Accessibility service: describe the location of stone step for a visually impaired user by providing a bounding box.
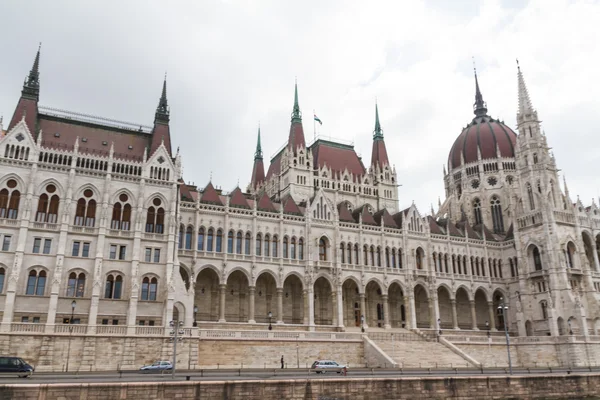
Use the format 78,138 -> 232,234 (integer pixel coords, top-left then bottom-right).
373,339 -> 473,368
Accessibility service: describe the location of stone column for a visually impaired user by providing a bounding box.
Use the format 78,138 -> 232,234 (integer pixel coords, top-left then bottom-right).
382,295 -> 391,329
359,293 -> 367,329
308,287 -> 315,330
488,302 -> 496,331
218,284 -> 226,322
592,240 -> 600,271
331,291 -> 337,326
303,290 -> 308,325
248,286 -> 256,323
336,286 -> 344,329
470,300 -> 477,330
408,294 -> 417,329
276,288 -> 283,324
451,299 -> 459,329
431,293 -> 440,330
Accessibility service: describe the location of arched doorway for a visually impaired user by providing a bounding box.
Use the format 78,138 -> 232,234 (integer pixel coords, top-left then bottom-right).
525,320 -> 533,336
388,282 -> 405,328
365,280 -> 383,328
455,287 -> 471,329
255,272 -> 277,323
567,316 -> 579,335
474,289 -> 488,330
195,267 -> 220,322
282,274 -> 304,324
172,302 -> 184,325
226,270 -> 249,322
437,286 -> 452,330
557,317 -> 566,336
414,284 -> 430,328
314,277 -> 333,325
342,279 -> 360,327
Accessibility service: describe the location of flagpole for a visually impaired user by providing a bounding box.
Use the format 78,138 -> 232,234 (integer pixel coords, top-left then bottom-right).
313,109 -> 316,141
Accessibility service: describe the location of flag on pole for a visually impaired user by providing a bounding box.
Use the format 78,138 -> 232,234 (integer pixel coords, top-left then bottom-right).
314,114 -> 322,125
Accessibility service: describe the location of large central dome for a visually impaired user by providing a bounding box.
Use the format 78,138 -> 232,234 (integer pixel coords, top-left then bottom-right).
448,71 -> 517,170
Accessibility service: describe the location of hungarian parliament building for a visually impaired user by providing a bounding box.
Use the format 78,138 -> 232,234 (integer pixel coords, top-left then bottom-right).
0,48 -> 599,338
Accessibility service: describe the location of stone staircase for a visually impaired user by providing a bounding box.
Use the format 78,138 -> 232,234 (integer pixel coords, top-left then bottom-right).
368,329 -> 476,368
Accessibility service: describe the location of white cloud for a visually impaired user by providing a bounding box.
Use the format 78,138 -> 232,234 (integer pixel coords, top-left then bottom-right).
0,0 -> 598,209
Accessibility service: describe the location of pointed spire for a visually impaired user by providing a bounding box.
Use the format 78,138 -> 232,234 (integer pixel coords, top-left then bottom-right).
517,59 -> 535,117
254,125 -> 263,160
291,80 -> 302,123
22,44 -> 41,100
155,73 -> 169,122
373,103 -> 383,140
473,63 -> 488,118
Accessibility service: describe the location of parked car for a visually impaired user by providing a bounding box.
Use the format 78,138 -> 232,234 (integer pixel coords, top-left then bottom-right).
0,356 -> 34,378
139,360 -> 173,373
310,360 -> 347,374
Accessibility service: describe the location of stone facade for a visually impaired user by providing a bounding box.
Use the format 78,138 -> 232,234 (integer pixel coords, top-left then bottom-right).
0,50 -> 599,354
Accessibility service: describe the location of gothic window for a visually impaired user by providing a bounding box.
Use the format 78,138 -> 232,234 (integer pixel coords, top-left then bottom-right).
452,255 -> 457,274
66,272 -> 86,297
376,246 -> 382,267
298,238 -> 304,260
178,225 -> 184,249
236,231 -> 243,254
370,246 -> 375,266
145,198 -> 165,233
206,228 -> 213,251
340,243 -> 345,264
36,185 -> 60,224
385,247 -> 390,268
0,179 -> 21,219
319,238 -> 327,261
391,248 -> 396,268
549,181 -> 556,207
141,277 -> 158,301
264,234 -> 270,256
527,184 -> 535,210
245,232 -> 251,255
490,196 -> 504,233
74,189 -> 96,227
111,193 -> 131,230
510,258 -> 515,277
272,235 -> 278,257
532,246 -> 543,271
0,268 -> 4,293
498,260 -> 503,278
216,229 -> 223,252
533,153 -> 538,164
26,270 -> 46,296
398,249 -> 403,268
566,242 -> 576,269
255,233 -> 262,256
473,198 -> 482,225
416,248 -> 423,270
105,274 -> 123,299
541,301 -> 548,320
198,227 -> 205,251
185,226 -> 193,250
227,231 -> 234,253
347,243 -> 352,264
283,236 -> 289,258
363,245 -> 369,265
354,244 -> 359,265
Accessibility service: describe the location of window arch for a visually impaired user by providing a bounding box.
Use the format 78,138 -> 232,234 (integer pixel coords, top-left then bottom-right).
370,246 -> 375,266
145,198 -> 165,233
283,236 -> 289,258
104,274 -> 123,299
264,234 -> 270,256
490,196 -> 504,233
0,179 -> 21,219
227,231 -> 234,254
527,183 -> 535,210
298,238 -> 304,260
473,198 -> 482,225
198,227 -> 205,251
340,243 -> 345,264
141,276 -> 158,301
416,248 -> 424,270
272,235 -> 278,257
256,233 -> 262,256
363,245 -> 369,265
178,225 -> 185,249
565,242 -> 577,269
26,270 -> 46,296
185,226 -> 193,250
290,237 -> 296,259
319,237 -> 327,261
354,244 -> 359,265
111,193 -> 132,230
36,184 -> 60,224
244,232 -> 251,255
236,231 -> 243,254
66,272 -> 86,297
0,267 -> 5,293
376,246 -> 381,267
347,243 -> 352,264
74,189 -> 96,227
532,246 -> 543,271
216,229 -> 223,252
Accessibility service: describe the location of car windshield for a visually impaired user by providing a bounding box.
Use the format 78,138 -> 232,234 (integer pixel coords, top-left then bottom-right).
152,362 -> 161,366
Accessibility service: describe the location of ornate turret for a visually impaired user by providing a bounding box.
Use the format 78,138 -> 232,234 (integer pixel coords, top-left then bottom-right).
473,67 -> 488,118
370,103 -> 390,170
516,60 -> 538,126
287,82 -> 306,154
250,126 -> 265,191
150,75 -> 172,156
9,45 -> 41,134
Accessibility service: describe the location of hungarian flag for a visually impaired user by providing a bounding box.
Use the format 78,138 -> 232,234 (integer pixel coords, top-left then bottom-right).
314,114 -> 322,125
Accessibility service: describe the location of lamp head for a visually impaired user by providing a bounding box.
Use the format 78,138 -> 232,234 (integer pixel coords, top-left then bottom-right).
194,305 -> 198,313
268,311 -> 272,318
71,300 -> 76,310
485,321 -> 489,327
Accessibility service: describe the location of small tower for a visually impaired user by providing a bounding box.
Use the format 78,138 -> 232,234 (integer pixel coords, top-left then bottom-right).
249,126 -> 266,193
369,103 -> 398,211
150,76 -> 173,157
9,45 -> 41,135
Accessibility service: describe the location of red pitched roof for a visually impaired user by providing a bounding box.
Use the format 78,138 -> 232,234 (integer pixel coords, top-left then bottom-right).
311,140 -> 366,179
392,211 -> 404,228
428,216 -> 445,234
200,182 -> 223,206
250,158 -> 265,190
447,221 -> 464,237
257,192 -> 277,212
150,122 -> 172,157
229,187 -> 250,209
504,223 -> 514,240
288,122 -> 305,154
337,202 -> 356,223
282,195 -> 302,215
353,205 -> 376,225
180,183 -> 197,202
38,115 -> 150,161
8,97 -> 38,135
371,139 -> 390,169
374,209 -> 397,228
266,152 -> 282,180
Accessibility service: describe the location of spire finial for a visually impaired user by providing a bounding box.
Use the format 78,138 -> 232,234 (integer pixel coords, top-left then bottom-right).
291,80 -> 302,123
254,125 -> 263,160
373,102 -> 383,139
517,60 -> 535,118
154,74 -> 170,123
472,58 -> 488,118
22,44 -> 41,100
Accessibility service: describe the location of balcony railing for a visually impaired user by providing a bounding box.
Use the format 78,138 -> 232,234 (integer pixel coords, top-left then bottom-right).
10,323 -> 45,333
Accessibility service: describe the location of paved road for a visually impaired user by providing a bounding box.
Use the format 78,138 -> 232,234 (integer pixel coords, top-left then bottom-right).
0,367 -> 598,384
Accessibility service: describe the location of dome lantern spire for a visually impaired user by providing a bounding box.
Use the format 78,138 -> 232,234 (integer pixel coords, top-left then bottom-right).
473,65 -> 488,118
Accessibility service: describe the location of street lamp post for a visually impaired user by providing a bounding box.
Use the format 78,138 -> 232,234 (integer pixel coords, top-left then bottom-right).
65,300 -> 76,372
486,320 -> 491,352
169,320 -> 184,379
268,311 -> 273,330
193,305 -> 198,327
437,318 -> 442,336
497,297 -> 512,375
360,314 -> 365,333
391,333 -> 395,360
296,335 -> 300,368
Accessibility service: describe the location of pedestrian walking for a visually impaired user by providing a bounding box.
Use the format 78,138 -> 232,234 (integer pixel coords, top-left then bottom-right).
281,355 -> 284,369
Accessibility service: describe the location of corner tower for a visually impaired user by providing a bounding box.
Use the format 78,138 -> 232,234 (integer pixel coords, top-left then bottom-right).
9,45 -> 41,135
150,76 -> 173,157
369,104 -> 398,211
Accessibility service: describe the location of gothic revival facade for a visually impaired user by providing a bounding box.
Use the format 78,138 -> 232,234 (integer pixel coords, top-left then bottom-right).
0,49 -> 599,338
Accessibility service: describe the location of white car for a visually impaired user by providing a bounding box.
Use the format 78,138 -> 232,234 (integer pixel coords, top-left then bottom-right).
139,360 -> 173,373
310,360 -> 347,374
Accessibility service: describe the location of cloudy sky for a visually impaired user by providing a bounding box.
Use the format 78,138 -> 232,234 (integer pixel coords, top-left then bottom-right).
1,0 -> 599,212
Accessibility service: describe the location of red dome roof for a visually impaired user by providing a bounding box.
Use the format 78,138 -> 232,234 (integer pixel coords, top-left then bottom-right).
448,115 -> 517,170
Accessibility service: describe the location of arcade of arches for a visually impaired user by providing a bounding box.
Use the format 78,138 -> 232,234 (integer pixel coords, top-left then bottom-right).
191,267 -> 506,330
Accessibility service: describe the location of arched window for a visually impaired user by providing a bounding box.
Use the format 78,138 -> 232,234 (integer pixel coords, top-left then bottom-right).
363,245 -> 369,265
66,272 -> 86,297
541,301 -> 548,319
491,196 -> 504,233
141,277 -> 158,301
272,235 -> 278,257
347,243 -> 352,264
416,248 -> 423,270
216,229 -> 223,252
473,198 -> 482,225
0,180 -> 21,220
290,237 -> 296,259
227,231 -> 234,254
198,227 -> 205,251
566,242 -> 576,269
0,268 -> 5,293
283,237 -> 289,258
74,189 -> 97,227
264,234 -> 270,257
370,246 -> 375,266
533,246 -> 543,271
256,233 -> 262,256
354,244 -> 359,265
26,270 -> 46,296
145,206 -> 156,232
104,274 -> 123,299
36,187 -> 60,224
111,193 -> 131,230
385,247 -> 390,268
391,248 -> 396,268
178,225 -> 184,249
527,184 -> 535,210
376,246 -> 381,267
236,231 -> 243,254
185,226 -> 193,250
145,198 -> 164,233
206,228 -> 213,251
533,153 -> 538,164
298,238 -> 304,260
319,238 -> 327,261
244,232 -> 251,255
340,243 -> 345,264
